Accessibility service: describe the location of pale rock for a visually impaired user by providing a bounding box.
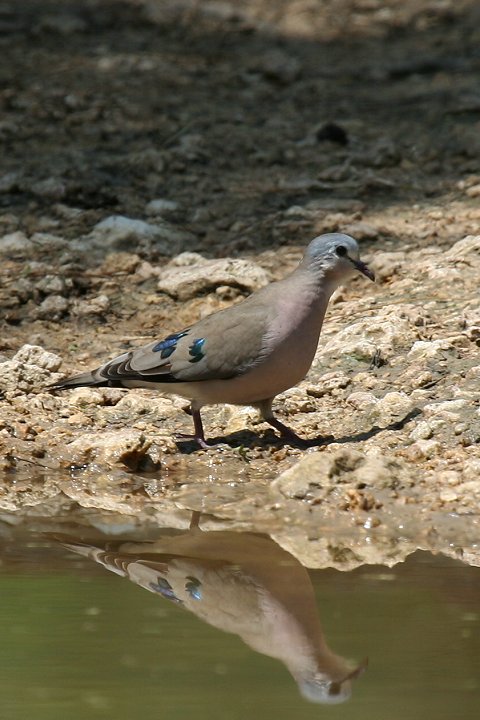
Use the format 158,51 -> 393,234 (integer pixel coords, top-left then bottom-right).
110,394 -> 179,418
350,372 -> 378,389
168,251 -> 208,267
423,399 -> 468,417
280,388 -> 316,413
372,391 -> 414,426
157,258 -> 270,301
36,294 -> 69,319
67,429 -> 153,470
438,471 -> 461,486
446,235 -> 480,261
410,370 -> 434,389
465,184 -> 480,198
0,359 -> 52,395
439,489 -> 459,503
323,337 -> 378,363
407,339 -> 455,361
342,221 -> 379,240
67,387 -> 106,407
466,366 -> 480,379
369,251 -> 405,281
13,344 -> 62,372
145,199 -> 179,216
306,371 -> 351,397
66,412 -> 93,426
84,215 -> 192,255
0,231 -> 33,253
99,252 -> 141,275
346,391 -> 378,410
409,421 -> 433,441
223,406 -> 258,435
406,440 -> 440,460
272,448 -> 413,500
284,204 -> 310,217
461,305 -> 480,343
463,459 -> 480,482
422,266 -> 462,282
13,277 -> 35,302
319,305 -> 415,363
71,294 -> 110,317
135,260 -> 159,280
27,392 -> 63,412
36,274 -> 68,295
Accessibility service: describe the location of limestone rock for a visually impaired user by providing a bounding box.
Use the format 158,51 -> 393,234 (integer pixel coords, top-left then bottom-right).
371,391 -> 414,426
145,198 -> 179,217
82,215 -> 192,256
346,391 -> 378,410
36,294 -> 69,320
407,339 -> 456,361
67,387 -> 107,407
0,231 -> 33,253
319,304 -> 417,363
13,344 -> 62,372
167,251 -> 208,267
369,251 -> 405,281
423,399 -> 468,418
67,429 -> 155,470
272,448 -> 413,502
446,235 -> 480,261
306,371 -> 351,398
409,421 -> 434,441
461,305 -> 480,343
0,345 -> 63,397
36,275 -> 68,296
157,257 -> 270,300
71,294 -> 110,317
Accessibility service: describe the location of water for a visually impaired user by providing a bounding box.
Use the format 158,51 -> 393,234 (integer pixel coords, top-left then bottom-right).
0,524 -> 478,720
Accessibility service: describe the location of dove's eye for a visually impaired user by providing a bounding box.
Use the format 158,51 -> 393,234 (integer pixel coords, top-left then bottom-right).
335,245 -> 347,257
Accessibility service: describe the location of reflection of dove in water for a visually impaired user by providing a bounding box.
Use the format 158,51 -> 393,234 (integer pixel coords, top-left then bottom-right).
56,529 -> 367,704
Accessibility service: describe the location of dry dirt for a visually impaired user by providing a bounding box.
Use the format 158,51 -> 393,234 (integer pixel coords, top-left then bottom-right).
0,0 -> 479,568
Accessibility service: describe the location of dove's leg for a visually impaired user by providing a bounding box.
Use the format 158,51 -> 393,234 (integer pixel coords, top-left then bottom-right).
256,398 -> 308,446
175,403 -> 211,449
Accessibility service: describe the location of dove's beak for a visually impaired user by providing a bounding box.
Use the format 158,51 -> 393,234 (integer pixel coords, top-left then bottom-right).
351,257 -> 375,282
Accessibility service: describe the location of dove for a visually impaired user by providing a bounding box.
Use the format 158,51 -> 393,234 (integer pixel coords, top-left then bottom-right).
50,233 -> 374,448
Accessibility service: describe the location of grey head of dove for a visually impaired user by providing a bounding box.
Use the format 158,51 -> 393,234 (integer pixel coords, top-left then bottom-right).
50,233 -> 374,448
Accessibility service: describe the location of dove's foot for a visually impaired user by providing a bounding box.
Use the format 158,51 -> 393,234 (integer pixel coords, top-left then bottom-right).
263,417 -> 311,448
174,432 -> 211,449
175,407 -> 211,449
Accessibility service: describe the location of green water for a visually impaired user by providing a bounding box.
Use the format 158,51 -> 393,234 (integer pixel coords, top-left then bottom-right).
0,529 -> 478,720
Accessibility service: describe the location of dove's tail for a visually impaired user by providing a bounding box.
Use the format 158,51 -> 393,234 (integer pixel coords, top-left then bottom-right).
50,369 -> 108,390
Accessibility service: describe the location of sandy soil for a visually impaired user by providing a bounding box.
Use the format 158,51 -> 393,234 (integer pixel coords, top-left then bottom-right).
0,0 -> 479,566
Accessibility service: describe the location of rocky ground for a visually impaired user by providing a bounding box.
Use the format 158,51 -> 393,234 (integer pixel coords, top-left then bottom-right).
0,0 -> 479,567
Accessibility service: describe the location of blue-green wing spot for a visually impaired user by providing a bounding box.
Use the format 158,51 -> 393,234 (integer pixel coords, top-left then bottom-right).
189,338 -> 205,364
149,577 -> 183,604
185,576 -> 202,601
152,331 -> 189,359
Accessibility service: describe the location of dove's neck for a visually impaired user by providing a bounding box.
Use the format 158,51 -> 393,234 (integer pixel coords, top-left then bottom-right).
263,267 -> 335,353
283,264 -> 339,312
